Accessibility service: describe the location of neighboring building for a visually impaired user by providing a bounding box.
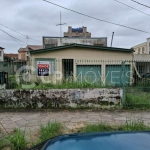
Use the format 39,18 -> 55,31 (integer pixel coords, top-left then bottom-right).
132,42 -> 147,54
64,26 -> 91,37
4,54 -> 18,61
43,37 -> 107,49
132,38 -> 150,76
0,48 -> 15,75
147,38 -> 150,54
18,45 -> 43,61
132,37 -> 150,55
4,54 -> 18,73
30,44 -> 134,86
43,26 -> 107,49
0,47 -> 4,62
15,45 -> 43,73
18,48 -> 28,61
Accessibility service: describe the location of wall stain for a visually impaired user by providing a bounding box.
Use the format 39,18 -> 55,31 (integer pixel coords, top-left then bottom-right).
0,88 -> 122,109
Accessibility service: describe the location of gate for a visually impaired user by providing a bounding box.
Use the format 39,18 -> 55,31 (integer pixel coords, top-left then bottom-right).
123,60 -> 150,109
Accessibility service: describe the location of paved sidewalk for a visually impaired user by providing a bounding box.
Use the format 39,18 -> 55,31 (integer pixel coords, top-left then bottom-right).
0,110 -> 150,134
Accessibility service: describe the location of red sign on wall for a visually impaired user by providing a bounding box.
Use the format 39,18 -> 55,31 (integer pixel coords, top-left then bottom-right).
37,61 -> 50,76
38,64 -> 50,69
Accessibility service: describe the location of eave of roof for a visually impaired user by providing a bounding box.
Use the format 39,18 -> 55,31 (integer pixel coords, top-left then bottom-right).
43,36 -> 107,39
4,54 -> 18,58
18,48 -> 28,52
30,43 -> 134,54
27,45 -> 43,50
132,42 -> 147,48
0,47 -> 5,49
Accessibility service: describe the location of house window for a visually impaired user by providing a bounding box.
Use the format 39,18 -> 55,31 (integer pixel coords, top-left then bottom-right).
138,48 -> 140,54
0,51 -> 1,57
142,47 -> 145,54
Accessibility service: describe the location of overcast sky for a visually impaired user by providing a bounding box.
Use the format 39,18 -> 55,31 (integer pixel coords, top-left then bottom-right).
0,0 -> 150,53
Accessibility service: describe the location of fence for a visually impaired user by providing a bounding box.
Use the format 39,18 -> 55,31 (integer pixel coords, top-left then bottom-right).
0,59 -> 150,108
0,59 -> 132,88
124,60 -> 150,108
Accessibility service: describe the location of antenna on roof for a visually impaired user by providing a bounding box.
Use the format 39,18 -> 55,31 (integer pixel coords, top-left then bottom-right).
56,11 -> 66,40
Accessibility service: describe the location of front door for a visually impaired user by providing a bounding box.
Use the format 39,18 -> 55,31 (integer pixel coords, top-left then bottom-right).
62,59 -> 74,80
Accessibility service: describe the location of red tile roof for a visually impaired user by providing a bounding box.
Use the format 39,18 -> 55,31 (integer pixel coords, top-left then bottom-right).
4,53 -> 18,58
18,45 -> 43,52
27,45 -> 43,50
18,47 -> 28,52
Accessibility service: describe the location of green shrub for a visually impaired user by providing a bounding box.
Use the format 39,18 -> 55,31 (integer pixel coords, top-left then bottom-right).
8,128 -> 26,150
7,76 -> 18,89
39,122 -> 63,142
137,79 -> 150,92
125,93 -> 150,109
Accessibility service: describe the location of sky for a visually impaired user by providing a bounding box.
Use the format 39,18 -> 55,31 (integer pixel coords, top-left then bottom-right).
0,0 -> 150,53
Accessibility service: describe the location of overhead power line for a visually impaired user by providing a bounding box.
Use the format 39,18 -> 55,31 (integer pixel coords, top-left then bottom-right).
130,0 -> 150,9
114,0 -> 150,17
0,28 -> 27,45
0,23 -> 41,42
0,23 -> 26,36
43,0 -> 150,35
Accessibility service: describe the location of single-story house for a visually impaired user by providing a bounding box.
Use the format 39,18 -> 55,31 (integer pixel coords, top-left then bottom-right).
29,44 -> 134,86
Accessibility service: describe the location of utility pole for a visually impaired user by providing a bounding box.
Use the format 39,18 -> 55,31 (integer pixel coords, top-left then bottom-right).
111,32 -> 114,47
56,11 -> 66,43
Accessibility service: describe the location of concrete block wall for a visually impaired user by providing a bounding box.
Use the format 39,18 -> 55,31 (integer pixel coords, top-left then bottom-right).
0,88 -> 122,109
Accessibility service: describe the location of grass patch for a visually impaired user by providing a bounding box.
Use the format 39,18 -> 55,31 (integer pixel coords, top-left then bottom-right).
124,93 -> 150,109
9,76 -> 112,89
0,137 -> 10,150
39,122 -> 63,142
27,81 -> 111,90
8,128 -> 27,150
118,120 -> 150,131
81,120 -> 150,133
2,120 -> 150,149
82,123 -> 114,133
